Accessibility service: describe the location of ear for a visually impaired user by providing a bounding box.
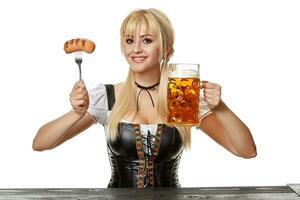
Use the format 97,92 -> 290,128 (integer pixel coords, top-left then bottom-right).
165,46 -> 173,58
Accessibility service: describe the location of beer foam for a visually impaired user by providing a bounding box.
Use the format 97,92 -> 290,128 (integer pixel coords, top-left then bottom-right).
169,69 -> 199,78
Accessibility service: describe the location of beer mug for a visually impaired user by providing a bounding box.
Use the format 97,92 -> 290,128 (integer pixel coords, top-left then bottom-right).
167,63 -> 200,125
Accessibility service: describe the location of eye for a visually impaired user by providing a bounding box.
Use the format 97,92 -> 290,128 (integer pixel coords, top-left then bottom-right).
125,38 -> 134,44
143,38 -> 152,44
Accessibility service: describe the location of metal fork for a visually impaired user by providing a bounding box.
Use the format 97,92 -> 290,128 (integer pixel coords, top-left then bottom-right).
75,51 -> 83,81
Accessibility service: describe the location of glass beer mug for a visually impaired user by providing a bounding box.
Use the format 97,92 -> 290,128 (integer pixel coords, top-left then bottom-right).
167,63 -> 200,125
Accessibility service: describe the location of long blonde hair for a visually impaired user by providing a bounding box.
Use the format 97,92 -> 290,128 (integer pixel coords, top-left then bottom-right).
107,8 -> 191,149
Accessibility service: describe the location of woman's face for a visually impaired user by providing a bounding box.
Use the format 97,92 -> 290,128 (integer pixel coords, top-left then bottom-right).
123,22 -> 161,74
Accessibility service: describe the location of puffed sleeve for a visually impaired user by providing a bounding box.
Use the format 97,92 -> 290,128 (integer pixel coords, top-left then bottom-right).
87,83 -> 109,125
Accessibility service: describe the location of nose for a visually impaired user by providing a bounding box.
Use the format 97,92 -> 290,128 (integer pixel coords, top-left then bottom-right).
133,40 -> 143,53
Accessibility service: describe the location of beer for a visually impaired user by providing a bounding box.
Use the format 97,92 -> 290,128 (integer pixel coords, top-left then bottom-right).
167,64 -> 200,125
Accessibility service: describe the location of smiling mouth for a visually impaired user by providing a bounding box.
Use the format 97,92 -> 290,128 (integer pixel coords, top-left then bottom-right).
132,56 -> 147,63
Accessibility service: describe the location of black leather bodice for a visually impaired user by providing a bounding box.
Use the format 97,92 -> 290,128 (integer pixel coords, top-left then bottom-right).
106,122 -> 183,188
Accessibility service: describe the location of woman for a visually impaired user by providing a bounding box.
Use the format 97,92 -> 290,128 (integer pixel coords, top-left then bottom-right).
33,8 -> 256,188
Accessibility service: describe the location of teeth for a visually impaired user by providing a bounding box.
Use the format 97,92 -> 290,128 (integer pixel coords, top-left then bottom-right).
132,57 -> 146,63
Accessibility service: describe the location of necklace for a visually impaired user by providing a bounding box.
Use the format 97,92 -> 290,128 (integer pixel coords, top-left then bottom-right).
135,81 -> 160,111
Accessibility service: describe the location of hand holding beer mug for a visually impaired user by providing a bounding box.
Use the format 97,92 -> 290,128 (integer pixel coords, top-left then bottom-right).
167,63 -> 200,125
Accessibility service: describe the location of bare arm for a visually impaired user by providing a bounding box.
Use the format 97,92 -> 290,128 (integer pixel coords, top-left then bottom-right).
200,101 -> 256,158
199,81 -> 256,158
33,80 -> 93,151
32,110 -> 95,151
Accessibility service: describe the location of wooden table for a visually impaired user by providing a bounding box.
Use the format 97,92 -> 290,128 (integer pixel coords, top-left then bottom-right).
0,184 -> 299,200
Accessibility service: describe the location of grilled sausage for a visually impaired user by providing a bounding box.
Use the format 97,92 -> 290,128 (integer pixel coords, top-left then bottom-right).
64,38 -> 95,54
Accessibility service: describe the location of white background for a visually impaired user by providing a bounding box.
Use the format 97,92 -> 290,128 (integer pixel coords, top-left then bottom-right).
0,0 -> 300,188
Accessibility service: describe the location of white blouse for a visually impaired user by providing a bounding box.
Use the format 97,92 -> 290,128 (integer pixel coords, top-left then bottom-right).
87,83 -> 212,125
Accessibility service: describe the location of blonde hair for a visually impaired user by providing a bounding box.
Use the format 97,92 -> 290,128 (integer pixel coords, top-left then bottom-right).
107,8 -> 191,149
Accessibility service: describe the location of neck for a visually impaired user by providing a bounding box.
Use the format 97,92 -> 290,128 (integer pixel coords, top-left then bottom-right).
134,65 -> 161,87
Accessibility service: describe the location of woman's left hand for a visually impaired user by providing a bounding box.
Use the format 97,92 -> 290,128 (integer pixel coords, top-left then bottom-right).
201,81 -> 222,109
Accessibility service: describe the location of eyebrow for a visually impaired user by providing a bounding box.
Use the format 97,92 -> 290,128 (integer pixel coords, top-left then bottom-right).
125,34 -> 154,38
141,34 -> 154,37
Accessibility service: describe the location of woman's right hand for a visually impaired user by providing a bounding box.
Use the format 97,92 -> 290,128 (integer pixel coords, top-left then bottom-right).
69,80 -> 89,116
